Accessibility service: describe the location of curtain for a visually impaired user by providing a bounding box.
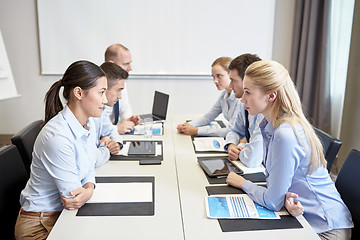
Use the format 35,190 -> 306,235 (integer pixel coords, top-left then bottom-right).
290,0 -> 332,131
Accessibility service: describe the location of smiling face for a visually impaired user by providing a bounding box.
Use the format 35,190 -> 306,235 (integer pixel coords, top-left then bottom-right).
211,64 -> 231,90
105,78 -> 125,107
81,76 -> 108,118
241,76 -> 274,117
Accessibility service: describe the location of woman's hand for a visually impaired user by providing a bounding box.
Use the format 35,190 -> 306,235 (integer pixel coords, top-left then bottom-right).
106,141 -> 121,154
285,192 -> 304,217
61,183 -> 94,210
226,172 -> 246,189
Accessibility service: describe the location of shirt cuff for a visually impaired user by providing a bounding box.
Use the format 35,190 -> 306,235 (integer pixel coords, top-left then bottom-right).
238,142 -> 246,148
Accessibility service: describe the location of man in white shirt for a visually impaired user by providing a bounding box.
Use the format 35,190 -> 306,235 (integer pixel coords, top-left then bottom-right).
104,44 -> 140,134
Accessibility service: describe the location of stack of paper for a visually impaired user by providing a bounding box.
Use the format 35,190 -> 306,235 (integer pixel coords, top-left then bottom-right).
206,194 -> 280,219
193,137 -> 226,152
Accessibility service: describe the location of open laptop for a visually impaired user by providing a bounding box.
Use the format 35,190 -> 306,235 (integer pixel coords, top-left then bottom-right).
140,91 -> 169,122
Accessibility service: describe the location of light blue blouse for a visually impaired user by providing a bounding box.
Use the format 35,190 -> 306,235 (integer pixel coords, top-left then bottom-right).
20,105 -> 99,212
189,90 -> 240,137
242,119 -> 353,233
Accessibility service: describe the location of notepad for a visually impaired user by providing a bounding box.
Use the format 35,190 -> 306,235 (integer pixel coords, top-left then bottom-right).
88,182 -> 153,203
206,194 -> 280,219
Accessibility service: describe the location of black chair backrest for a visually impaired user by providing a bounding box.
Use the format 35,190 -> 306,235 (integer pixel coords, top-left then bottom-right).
11,120 -> 43,176
0,145 -> 28,240
335,149 -> 360,239
314,127 -> 342,172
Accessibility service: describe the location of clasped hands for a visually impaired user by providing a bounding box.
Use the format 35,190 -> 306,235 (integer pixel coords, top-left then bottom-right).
99,136 -> 121,154
177,123 -> 198,136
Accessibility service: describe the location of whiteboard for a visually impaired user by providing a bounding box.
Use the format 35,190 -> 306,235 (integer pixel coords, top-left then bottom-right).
37,0 -> 275,76
0,30 -> 19,100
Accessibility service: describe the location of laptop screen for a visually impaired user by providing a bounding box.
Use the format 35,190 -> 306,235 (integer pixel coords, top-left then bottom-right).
152,91 -> 169,120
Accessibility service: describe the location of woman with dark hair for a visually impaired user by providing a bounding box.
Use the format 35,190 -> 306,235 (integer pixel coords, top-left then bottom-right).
15,60 -> 108,239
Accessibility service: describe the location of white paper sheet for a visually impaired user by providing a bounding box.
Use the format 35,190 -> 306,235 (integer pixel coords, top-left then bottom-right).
116,142 -> 131,156
88,182 -> 153,203
193,137 -> 226,152
231,160 -> 265,174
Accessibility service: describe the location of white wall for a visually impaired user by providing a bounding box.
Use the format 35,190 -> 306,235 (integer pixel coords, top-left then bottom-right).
0,0 -> 295,134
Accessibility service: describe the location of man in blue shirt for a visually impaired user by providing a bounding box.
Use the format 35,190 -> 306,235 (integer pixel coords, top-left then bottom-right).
224,54 -> 263,168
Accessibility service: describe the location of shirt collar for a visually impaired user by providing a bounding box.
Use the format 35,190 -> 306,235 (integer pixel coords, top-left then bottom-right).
260,118 -> 275,138
229,90 -> 236,100
62,105 -> 89,139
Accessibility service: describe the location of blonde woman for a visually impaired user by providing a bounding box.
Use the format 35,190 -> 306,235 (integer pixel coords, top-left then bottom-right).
226,60 -> 353,239
177,57 -> 240,137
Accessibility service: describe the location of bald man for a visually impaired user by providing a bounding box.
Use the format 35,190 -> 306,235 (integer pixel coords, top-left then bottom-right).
104,44 -> 140,134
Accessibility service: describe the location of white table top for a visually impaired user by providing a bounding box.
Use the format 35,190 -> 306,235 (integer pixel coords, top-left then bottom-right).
48,115 -> 319,240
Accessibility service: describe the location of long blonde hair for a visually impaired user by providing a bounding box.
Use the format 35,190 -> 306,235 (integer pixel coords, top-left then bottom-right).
245,60 -> 326,174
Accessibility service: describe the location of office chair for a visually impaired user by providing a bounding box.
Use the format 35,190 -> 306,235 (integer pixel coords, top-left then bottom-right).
11,120 -> 43,176
314,127 -> 342,172
335,149 -> 360,239
0,145 -> 28,240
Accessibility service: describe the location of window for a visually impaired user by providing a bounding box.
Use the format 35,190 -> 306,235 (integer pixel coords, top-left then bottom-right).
330,0 -> 355,137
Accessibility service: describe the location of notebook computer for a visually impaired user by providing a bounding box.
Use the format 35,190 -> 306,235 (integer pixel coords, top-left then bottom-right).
140,91 -> 169,122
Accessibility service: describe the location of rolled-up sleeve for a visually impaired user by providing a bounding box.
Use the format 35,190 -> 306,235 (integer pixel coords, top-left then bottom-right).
40,135 -> 84,198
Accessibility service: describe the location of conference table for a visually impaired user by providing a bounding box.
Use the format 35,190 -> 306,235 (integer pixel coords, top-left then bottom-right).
47,115 -> 319,240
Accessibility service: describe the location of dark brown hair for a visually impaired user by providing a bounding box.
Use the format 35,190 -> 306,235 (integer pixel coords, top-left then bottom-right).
100,62 -> 129,89
228,54 -> 262,79
43,60 -> 105,125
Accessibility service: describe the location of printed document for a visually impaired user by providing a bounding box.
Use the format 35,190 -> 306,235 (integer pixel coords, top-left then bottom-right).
206,194 -> 280,219
193,137 -> 226,152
